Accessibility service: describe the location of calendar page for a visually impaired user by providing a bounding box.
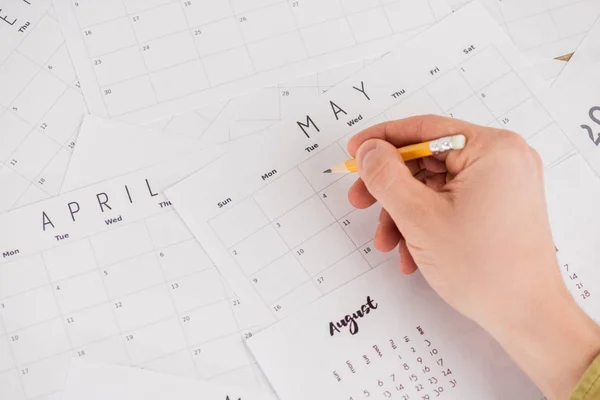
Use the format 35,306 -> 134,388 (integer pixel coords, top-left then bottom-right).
196,58 -> 381,144
247,151 -> 600,400
556,16 -> 600,73
53,0 -> 451,124
60,116 -> 219,193
146,100 -> 229,140
0,0 -> 86,212
246,148 -> 600,400
248,261 -> 542,399
166,2 -> 588,322
0,144 -> 276,400
446,0 -> 600,60
62,359 -> 266,400
549,18 -> 600,181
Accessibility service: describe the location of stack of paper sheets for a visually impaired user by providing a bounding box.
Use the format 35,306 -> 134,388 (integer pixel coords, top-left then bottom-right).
1,1 -> 600,399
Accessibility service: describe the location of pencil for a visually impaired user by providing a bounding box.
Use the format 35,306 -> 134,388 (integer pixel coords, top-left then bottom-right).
323,134 -> 466,174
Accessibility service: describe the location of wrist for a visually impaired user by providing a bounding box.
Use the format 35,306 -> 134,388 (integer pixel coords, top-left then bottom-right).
488,280 -> 600,399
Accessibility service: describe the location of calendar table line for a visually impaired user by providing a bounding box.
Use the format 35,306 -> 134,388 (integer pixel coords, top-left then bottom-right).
0,269 -> 235,339
518,30 -> 588,53
0,6 -> 54,70
1,318 -> 255,396
268,261 -> 378,307
82,15 -> 433,66
75,0 -> 295,31
522,122 -> 557,142
548,151 -> 580,171
494,0 -> 593,25
56,0 -> 450,121
3,104 -> 80,152
76,0 -> 420,35
0,201 -> 177,263
119,0 -> 162,107
206,143 -> 353,230
4,164 -> 54,199
94,57 -> 203,91
13,48 -> 79,89
7,137 -> 78,210
239,219 -> 376,279
88,29 -> 389,108
0,294 -> 242,369
0,236 -> 217,307
73,0 -> 183,30
294,155 -> 377,276
175,1 -> 211,95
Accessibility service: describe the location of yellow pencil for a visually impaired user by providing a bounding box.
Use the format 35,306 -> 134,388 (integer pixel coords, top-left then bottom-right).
323,134 -> 466,174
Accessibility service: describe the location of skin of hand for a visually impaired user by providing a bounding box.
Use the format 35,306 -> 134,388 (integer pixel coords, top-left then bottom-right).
348,115 -> 600,400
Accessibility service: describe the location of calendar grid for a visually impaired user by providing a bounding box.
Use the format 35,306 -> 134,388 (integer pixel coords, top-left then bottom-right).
58,0 -> 448,119
283,2 -> 311,59
336,2 -> 359,47
250,195 -> 325,296
2,291 -> 248,381
494,47 -> 583,163
0,261 -> 232,338
13,49 -> 76,89
119,0 -> 160,108
143,218 -> 221,378
175,2 -> 212,89
207,138 -> 395,315
378,0 -> 396,33
93,15 -> 435,119
493,0 -> 600,53
226,0 -> 257,75
0,6 -> 85,212
0,314 -> 27,395
86,235 -> 144,366
295,150 -> 375,267
0,188 -> 270,399
199,44 -> 577,322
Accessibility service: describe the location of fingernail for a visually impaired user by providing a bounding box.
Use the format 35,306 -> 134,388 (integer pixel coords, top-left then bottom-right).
358,140 -> 380,172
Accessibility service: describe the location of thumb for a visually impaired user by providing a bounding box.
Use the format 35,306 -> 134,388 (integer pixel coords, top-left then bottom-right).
356,139 -> 442,232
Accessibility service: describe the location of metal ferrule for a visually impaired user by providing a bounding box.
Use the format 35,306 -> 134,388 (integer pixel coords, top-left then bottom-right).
429,136 -> 455,155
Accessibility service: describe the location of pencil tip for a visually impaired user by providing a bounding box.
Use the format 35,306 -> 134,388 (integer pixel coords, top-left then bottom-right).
323,169 -> 332,174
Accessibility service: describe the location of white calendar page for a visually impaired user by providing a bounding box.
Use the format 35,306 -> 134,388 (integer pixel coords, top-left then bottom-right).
556,16 -> 600,73
494,0 -> 600,61
146,100 -> 229,140
63,359 -> 266,400
53,0 -> 451,124
166,2 -> 586,322
548,18 -> 600,181
60,116 -> 217,193
0,0 -> 87,212
0,145 -> 276,400
247,148 -> 600,400
196,59 -> 381,144
446,0 -> 600,60
248,261 -> 542,399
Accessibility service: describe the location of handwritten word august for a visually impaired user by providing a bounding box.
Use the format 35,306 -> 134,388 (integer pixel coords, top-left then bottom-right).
329,296 -> 378,337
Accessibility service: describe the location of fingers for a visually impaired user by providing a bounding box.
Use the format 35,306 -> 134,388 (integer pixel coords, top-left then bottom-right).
414,170 -> 447,191
349,159 -> 425,209
348,115 -> 503,177
348,115 -> 480,157
398,238 -> 418,275
356,138 -> 443,233
374,209 -> 402,252
348,178 -> 376,209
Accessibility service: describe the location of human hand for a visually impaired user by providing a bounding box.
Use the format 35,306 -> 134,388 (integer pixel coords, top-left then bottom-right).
348,115 -> 600,399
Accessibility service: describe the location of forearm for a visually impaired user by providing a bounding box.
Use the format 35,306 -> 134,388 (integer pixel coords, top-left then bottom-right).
488,286 -> 600,399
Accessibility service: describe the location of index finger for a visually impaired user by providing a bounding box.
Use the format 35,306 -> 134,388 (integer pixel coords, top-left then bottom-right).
347,115 -> 480,157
